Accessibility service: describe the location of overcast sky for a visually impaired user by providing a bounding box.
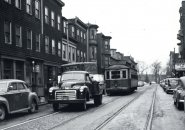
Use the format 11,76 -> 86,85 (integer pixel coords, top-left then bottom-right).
62,0 -> 181,72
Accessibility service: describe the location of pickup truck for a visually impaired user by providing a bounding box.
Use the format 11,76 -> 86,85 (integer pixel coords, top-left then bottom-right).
48,71 -> 104,111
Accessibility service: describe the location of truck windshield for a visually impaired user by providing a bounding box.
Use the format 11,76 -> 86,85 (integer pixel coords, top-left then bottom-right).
61,73 -> 85,81
0,83 -> 7,92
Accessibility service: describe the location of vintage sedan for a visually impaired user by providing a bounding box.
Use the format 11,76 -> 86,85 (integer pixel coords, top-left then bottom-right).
0,79 -> 39,121
165,78 -> 180,94
173,77 -> 185,110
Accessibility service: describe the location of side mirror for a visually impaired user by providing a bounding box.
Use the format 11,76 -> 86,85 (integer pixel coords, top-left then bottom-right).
7,86 -> 14,91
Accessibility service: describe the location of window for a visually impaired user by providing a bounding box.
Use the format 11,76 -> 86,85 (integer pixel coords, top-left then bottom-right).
84,53 -> 86,62
57,16 -> 61,30
90,30 -> 96,39
72,48 -> 76,62
45,7 -> 49,24
77,29 -> 79,40
77,50 -> 80,62
111,71 -> 121,79
90,46 -> 97,59
27,29 -> 32,49
45,36 -> 49,53
122,70 -> 127,78
35,0 -> 40,19
36,34 -> 40,52
51,11 -> 55,27
81,51 -> 83,61
81,31 -> 83,42
84,33 -> 86,43
62,43 -> 67,60
4,21 -> 12,44
63,21 -> 67,34
106,71 -> 110,79
72,26 -> 75,37
15,25 -> 22,47
17,83 -> 25,90
105,41 -> 109,49
26,0 -> 32,14
68,46 -> 71,62
4,0 -> 11,4
58,41 -> 61,57
15,0 -> 21,9
52,39 -> 55,55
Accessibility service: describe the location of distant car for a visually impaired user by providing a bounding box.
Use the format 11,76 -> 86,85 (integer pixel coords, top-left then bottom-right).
0,79 -> 39,121
173,77 -> 185,110
138,81 -> 144,87
160,80 -> 165,88
165,78 -> 180,94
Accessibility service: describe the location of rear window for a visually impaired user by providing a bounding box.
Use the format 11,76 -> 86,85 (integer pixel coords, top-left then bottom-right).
0,83 -> 7,92
170,80 -> 179,86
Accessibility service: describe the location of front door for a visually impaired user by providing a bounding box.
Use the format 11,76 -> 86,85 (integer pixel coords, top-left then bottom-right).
5,82 -> 21,112
17,82 -> 29,109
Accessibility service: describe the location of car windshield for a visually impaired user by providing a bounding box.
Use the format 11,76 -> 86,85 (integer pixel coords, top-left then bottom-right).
0,83 -> 7,92
61,73 -> 85,81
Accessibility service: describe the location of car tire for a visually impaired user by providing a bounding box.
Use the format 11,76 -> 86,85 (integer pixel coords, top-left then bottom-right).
176,100 -> 183,110
0,106 -> 6,121
174,99 -> 177,105
52,103 -> 59,112
28,100 -> 37,113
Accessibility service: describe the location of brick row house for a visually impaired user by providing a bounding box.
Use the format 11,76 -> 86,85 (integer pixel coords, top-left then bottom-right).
0,0 -> 65,99
62,17 -> 88,64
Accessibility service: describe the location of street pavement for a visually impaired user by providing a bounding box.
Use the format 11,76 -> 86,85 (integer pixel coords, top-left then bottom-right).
0,84 -> 185,130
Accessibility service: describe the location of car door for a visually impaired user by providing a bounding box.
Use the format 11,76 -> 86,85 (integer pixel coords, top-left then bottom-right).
5,82 -> 21,112
17,82 -> 29,109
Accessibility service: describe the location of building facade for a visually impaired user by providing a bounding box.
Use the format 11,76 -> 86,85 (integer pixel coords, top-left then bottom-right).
96,33 -> 112,74
0,0 -> 64,99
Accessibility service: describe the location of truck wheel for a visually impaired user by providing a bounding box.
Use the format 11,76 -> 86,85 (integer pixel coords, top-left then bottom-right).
53,103 -> 59,112
0,106 -> 6,121
28,100 -> 37,113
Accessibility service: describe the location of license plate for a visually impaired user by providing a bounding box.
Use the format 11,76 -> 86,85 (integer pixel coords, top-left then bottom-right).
62,96 -> 69,100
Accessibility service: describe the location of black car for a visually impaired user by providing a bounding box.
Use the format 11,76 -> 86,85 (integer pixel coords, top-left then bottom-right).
173,77 -> 185,110
0,79 -> 39,121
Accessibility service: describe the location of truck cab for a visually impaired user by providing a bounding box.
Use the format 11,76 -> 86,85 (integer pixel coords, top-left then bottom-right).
48,71 -> 103,111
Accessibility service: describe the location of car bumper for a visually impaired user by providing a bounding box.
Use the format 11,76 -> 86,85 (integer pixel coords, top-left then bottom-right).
48,99 -> 86,104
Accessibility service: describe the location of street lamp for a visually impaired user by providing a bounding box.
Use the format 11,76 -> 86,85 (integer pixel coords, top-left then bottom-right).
32,61 -> 36,91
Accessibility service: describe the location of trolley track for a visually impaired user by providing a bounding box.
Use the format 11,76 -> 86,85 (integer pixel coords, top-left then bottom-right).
94,85 -> 157,130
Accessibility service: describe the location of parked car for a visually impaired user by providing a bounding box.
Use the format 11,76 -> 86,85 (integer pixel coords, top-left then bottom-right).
0,79 -> 39,121
160,80 -> 165,88
165,78 -> 180,94
138,81 -> 144,87
173,77 -> 185,110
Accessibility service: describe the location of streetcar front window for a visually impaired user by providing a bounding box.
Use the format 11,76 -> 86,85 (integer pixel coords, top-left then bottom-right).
122,70 -> 126,78
111,71 -> 121,79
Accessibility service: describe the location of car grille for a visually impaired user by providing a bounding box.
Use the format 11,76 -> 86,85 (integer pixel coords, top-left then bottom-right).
55,90 -> 76,100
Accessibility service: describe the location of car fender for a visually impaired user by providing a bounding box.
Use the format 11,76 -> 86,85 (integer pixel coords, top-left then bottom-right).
0,96 -> 10,113
28,92 -> 39,107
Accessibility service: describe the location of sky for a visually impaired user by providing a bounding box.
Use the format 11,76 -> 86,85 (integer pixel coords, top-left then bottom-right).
62,0 -> 181,72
